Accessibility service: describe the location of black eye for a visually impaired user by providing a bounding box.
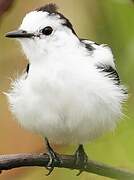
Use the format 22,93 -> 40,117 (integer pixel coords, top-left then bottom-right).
42,26 -> 53,35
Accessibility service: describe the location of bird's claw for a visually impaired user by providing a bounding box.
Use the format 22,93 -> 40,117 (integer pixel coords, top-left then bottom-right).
74,144 -> 88,176
44,137 -> 61,176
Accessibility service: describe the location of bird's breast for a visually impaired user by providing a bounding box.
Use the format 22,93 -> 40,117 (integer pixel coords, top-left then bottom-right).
7,60 -> 125,144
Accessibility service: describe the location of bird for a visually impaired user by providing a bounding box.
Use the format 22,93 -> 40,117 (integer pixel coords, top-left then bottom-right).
5,3 -> 127,175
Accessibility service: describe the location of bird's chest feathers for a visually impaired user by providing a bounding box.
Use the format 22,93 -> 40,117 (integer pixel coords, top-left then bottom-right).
18,60 -> 89,112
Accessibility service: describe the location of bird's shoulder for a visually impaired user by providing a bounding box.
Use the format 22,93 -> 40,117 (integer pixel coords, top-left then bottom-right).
80,39 -> 120,85
80,39 -> 115,69
80,39 -> 114,64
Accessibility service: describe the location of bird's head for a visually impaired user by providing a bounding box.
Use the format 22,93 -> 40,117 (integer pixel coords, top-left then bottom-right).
6,4 -> 79,62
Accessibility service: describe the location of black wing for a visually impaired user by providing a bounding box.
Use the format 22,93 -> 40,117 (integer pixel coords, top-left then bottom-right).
26,64 -> 30,74
80,39 -> 96,51
97,64 -> 120,85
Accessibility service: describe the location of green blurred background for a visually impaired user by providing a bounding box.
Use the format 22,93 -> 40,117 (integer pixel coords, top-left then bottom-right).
0,0 -> 134,179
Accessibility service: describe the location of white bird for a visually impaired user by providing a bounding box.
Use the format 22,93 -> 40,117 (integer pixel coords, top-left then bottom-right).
6,3 -> 127,175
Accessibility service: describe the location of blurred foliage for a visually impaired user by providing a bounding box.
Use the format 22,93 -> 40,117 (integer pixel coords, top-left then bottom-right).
0,0 -> 14,16
0,0 -> 134,179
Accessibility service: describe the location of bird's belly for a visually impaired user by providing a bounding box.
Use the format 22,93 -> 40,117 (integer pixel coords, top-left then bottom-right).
7,69 -> 123,145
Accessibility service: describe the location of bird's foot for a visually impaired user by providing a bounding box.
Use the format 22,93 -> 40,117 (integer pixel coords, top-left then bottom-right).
44,137 -> 61,176
74,144 -> 88,176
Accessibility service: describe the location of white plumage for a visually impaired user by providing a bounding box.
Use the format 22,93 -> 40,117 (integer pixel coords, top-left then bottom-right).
6,5 -> 127,145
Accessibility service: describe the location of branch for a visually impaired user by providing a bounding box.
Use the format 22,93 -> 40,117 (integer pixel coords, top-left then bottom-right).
0,153 -> 134,179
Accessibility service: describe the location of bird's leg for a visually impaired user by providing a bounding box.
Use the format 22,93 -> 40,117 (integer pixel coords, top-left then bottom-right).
44,137 -> 61,176
74,144 -> 88,176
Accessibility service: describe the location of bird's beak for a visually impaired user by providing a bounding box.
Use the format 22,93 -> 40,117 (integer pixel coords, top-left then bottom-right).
5,30 -> 35,38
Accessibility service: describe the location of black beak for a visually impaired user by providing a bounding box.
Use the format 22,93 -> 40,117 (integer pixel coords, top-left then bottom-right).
5,30 -> 35,38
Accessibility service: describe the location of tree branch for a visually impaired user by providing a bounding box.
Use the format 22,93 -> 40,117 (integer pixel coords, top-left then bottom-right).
0,153 -> 134,179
